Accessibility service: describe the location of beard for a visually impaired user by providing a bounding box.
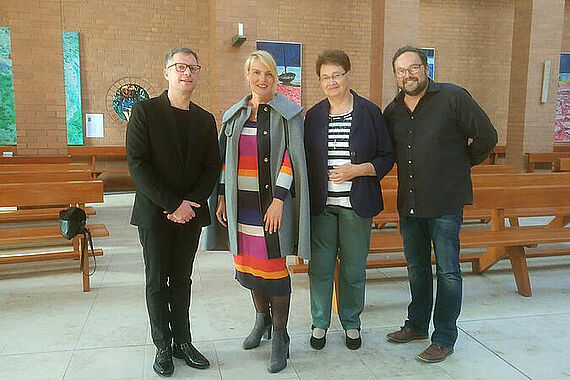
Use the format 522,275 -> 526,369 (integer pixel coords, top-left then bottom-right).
400,76 -> 428,96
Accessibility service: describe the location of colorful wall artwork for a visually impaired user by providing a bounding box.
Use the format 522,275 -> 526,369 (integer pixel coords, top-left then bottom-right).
256,41 -> 302,105
63,31 -> 83,145
555,53 -> 570,143
112,83 -> 149,121
0,26 -> 16,145
423,48 -> 435,79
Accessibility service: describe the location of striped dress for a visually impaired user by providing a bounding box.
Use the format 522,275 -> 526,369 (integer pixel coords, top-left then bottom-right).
221,120 -> 293,296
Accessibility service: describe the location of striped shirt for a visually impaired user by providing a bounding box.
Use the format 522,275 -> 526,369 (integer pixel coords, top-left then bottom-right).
326,110 -> 353,208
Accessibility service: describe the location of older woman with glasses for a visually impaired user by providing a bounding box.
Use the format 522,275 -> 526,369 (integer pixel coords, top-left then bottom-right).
206,50 -> 310,373
304,50 -> 394,350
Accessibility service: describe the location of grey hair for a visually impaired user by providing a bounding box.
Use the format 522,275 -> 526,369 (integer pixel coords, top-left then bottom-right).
164,46 -> 199,68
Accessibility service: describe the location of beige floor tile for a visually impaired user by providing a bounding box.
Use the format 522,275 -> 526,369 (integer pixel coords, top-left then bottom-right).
0,351 -> 72,380
63,345 -> 145,380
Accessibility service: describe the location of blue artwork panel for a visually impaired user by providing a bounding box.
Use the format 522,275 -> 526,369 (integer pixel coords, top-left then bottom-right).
256,41 -> 302,105
0,26 -> 16,145
423,48 -> 435,79
63,31 -> 83,145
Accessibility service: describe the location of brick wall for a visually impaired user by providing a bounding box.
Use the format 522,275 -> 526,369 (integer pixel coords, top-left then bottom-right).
61,0 -> 212,145
563,0 -> 570,51
3,0 -> 68,155
2,0 -> 569,153
419,0 -> 515,145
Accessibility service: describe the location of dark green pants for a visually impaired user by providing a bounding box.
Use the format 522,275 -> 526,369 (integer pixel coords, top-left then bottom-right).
309,205 -> 372,330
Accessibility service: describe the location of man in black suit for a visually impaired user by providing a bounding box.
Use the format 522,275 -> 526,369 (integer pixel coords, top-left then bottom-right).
126,46 -> 221,377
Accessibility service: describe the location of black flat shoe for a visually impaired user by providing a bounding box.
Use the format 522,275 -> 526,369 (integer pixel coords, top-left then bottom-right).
310,325 -> 327,350
345,328 -> 362,350
153,347 -> 174,377
172,342 -> 210,369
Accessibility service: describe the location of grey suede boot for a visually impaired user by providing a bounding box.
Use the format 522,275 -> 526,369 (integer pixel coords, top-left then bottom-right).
267,328 -> 290,373
242,312 -> 272,350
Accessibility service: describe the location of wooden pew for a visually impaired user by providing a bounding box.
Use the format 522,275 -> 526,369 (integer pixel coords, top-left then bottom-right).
290,179 -> 570,298
488,145 -> 506,165
67,146 -> 128,178
0,163 -> 90,173
0,155 -> 71,164
0,181 -> 109,291
553,143 -> 570,152
553,157 -> 570,172
0,171 -> 96,223
0,170 -> 93,183
525,152 -> 570,172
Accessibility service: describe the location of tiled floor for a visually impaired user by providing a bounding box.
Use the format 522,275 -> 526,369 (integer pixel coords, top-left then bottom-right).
1,193 -> 569,379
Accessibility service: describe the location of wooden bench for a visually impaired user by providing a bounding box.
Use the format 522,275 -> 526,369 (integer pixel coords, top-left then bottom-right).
0,170 -> 96,223
525,152 -> 570,172
0,170 -> 93,183
553,157 -> 570,172
0,155 -> 71,164
553,143 -> 570,152
290,180 -> 570,298
0,181 -> 109,291
0,163 -> 90,173
68,146 -> 128,179
488,145 -> 506,165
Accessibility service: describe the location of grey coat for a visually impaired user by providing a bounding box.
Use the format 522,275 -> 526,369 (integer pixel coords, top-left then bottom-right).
202,93 -> 311,260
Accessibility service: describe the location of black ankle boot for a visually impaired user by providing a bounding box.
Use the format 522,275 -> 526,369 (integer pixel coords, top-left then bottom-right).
268,328 -> 290,373
242,312 -> 272,350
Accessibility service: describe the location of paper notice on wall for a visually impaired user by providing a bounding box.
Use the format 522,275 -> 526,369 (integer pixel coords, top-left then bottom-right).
85,113 -> 104,138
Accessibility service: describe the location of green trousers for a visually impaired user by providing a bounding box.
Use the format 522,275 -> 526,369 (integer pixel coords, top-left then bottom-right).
308,205 -> 372,330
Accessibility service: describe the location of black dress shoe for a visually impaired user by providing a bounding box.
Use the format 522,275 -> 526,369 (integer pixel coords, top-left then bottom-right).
310,325 -> 327,350
172,342 -> 210,369
345,328 -> 362,350
153,347 -> 174,377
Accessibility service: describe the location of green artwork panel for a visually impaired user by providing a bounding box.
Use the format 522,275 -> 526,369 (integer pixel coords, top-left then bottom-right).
63,31 -> 83,145
0,26 -> 16,145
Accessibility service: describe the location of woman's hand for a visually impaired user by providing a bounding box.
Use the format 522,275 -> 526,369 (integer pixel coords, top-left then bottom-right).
263,198 -> 284,234
329,163 -> 357,183
216,195 -> 227,227
329,162 -> 376,183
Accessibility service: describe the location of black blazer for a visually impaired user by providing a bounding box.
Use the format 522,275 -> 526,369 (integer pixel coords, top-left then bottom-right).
304,90 -> 395,218
126,91 -> 221,229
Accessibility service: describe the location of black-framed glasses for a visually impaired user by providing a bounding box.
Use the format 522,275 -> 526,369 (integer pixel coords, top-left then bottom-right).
320,72 -> 347,83
394,64 -> 423,78
167,63 -> 202,74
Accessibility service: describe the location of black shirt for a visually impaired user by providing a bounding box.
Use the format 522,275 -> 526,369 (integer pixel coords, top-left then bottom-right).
383,80 -> 497,218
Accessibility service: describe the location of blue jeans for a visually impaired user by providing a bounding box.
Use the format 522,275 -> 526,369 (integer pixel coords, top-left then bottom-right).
399,208 -> 463,349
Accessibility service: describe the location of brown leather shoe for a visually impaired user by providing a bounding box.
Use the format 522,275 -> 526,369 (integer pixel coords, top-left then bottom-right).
417,343 -> 454,363
386,326 -> 428,343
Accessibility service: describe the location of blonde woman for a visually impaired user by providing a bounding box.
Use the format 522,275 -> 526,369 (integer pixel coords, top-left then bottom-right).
211,50 -> 310,373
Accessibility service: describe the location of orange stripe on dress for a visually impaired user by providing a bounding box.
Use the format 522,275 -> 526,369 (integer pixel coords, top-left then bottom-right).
234,264 -> 290,279
234,254 -> 287,272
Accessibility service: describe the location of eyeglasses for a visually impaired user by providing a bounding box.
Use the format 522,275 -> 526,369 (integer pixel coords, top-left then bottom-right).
320,72 -> 347,83
167,63 -> 202,74
394,64 -> 423,77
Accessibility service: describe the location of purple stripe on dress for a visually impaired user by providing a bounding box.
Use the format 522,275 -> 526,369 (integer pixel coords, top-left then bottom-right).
238,232 -> 267,260
239,134 -> 258,157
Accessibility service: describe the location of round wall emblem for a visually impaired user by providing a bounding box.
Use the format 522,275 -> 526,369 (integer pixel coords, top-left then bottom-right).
106,78 -> 157,123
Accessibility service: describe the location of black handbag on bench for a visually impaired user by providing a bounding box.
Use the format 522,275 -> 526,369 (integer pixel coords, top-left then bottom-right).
59,207 -> 96,275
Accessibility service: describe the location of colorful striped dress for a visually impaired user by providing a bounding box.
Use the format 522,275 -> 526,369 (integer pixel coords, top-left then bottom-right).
221,120 -> 293,296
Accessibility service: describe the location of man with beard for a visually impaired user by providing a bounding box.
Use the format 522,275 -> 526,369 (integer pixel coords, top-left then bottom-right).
383,46 -> 497,363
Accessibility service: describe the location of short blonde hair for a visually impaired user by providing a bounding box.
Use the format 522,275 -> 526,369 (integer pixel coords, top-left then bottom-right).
244,50 -> 279,94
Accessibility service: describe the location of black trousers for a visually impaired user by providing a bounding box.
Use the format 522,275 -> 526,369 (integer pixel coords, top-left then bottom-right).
138,222 -> 201,349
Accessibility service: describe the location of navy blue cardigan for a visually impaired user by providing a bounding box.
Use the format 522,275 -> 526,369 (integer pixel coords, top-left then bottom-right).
304,90 -> 395,218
